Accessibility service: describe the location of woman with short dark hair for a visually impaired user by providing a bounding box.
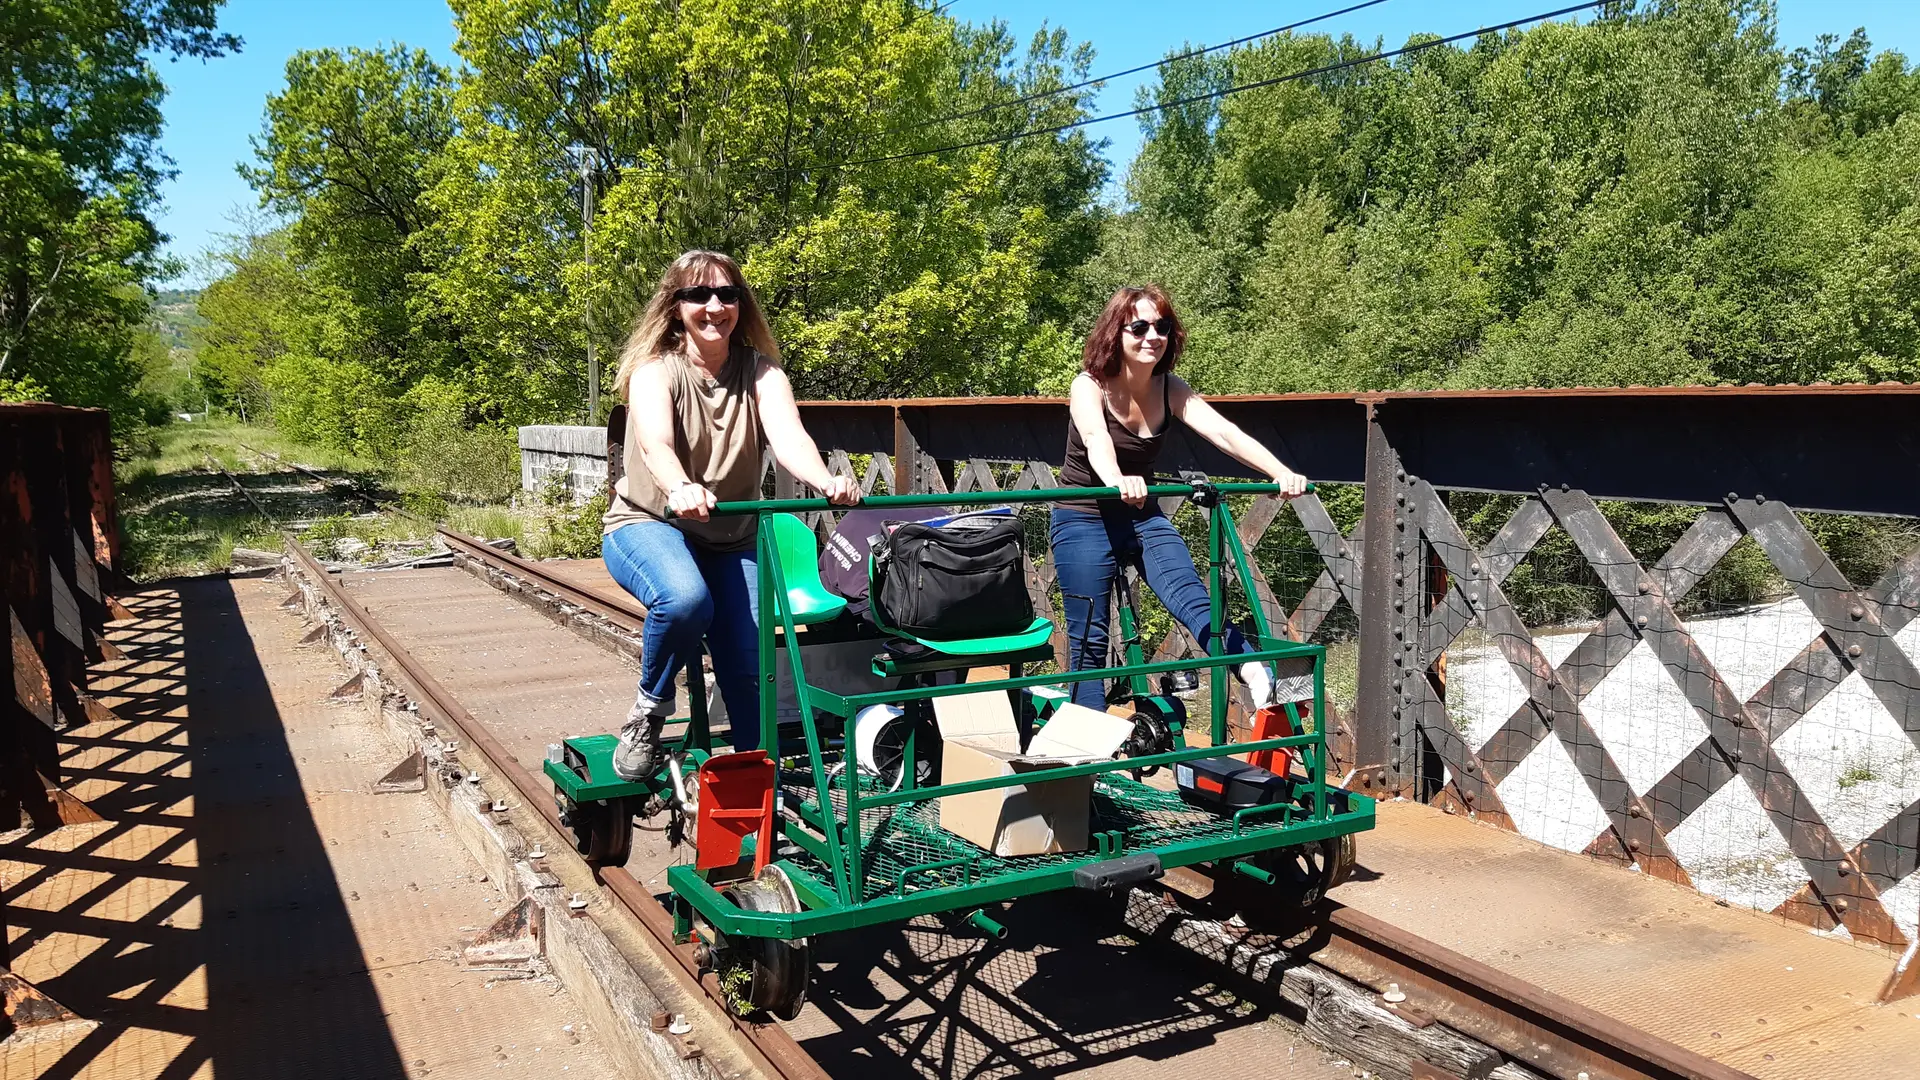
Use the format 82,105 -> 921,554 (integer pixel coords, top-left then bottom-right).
602,250 -> 859,778
1050,285 -> 1308,711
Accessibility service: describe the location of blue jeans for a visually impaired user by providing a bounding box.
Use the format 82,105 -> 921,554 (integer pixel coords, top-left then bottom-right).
603,521 -> 762,752
1048,507 -> 1252,711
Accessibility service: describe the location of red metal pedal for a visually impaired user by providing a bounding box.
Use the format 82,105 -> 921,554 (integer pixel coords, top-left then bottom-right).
1246,704 -> 1299,777
694,751 -> 776,873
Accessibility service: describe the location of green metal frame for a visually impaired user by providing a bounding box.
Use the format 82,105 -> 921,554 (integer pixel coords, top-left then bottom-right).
558,484 -> 1375,940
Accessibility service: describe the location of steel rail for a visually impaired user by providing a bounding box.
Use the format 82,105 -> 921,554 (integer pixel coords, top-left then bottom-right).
407,534 -> 1759,1080
237,441 -> 436,525
282,536 -> 830,1080
437,526 -> 644,632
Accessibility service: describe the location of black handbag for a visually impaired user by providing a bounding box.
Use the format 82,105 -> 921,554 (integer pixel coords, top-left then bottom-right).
869,518 -> 1032,639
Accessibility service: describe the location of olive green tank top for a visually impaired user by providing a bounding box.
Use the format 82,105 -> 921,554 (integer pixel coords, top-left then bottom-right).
602,345 -> 767,551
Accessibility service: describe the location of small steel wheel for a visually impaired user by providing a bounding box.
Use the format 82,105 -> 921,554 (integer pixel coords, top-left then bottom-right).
1261,837 -> 1345,910
1121,707 -> 1175,779
556,790 -> 636,867
1327,831 -> 1357,890
716,865 -> 811,1021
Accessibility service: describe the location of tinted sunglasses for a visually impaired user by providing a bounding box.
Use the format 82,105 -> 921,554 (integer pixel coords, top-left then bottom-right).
674,285 -> 743,305
1124,317 -> 1175,338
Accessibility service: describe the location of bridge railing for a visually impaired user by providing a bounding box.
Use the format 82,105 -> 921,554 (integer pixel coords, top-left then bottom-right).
598,385 -> 1920,951
0,403 -> 120,826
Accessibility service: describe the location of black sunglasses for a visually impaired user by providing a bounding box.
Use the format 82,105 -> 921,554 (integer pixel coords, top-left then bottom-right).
1124,317 -> 1175,338
674,285 -> 743,305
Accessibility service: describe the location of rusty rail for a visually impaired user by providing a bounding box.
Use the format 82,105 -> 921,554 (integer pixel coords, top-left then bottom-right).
437,526 -> 643,633
281,537 -> 830,1080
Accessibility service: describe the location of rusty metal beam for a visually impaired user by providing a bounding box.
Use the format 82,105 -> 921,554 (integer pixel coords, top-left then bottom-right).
1415,481 -> 1689,883
1475,510 -> 1743,789
1373,391 -> 1920,517
797,386 -> 1920,516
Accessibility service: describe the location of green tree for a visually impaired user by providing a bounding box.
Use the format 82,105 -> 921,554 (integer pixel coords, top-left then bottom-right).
417,0 -> 1107,414
0,0 -> 238,420
193,221 -> 306,421
241,45 -> 457,450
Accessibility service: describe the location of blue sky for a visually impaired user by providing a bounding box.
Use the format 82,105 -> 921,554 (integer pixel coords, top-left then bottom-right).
154,1 -> 1920,282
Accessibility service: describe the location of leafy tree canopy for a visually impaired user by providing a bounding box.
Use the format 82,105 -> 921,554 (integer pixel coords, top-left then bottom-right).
1,0 -> 238,424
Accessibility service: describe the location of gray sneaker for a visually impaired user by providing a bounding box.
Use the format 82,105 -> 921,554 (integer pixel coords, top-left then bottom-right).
612,713 -> 666,782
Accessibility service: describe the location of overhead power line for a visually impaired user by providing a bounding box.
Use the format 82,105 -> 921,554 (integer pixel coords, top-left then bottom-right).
897,0 -> 1393,135
838,0 -> 1608,170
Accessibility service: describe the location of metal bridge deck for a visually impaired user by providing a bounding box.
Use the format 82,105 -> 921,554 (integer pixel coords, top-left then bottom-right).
339,561 -> 1920,1080
1346,800 -> 1920,1079
2,578 -> 619,1080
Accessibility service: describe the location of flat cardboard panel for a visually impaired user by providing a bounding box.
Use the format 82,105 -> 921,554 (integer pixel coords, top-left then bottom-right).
1028,703 -> 1134,758
933,693 -> 1132,856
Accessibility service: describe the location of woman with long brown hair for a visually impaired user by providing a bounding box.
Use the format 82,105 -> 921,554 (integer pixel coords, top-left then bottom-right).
1050,285 -> 1308,711
602,250 -> 858,778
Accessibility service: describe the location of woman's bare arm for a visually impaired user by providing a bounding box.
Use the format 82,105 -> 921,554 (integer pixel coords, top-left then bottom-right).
1070,373 -> 1148,506
755,362 -> 858,504
1169,377 -> 1307,495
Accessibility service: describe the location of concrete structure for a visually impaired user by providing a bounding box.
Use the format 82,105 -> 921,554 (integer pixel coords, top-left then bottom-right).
518,425 -> 607,504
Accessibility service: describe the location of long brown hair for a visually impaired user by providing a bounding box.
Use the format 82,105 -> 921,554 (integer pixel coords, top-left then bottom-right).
1082,285 -> 1185,383
615,250 -> 781,400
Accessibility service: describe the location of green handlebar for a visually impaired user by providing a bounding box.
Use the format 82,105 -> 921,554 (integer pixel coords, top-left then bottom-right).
687,481 -> 1313,517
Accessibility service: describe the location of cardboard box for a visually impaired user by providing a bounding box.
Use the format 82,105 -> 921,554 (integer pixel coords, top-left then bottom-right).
932,693 -> 1134,856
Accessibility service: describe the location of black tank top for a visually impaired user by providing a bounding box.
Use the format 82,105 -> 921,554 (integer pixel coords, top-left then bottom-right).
1058,376 -> 1171,512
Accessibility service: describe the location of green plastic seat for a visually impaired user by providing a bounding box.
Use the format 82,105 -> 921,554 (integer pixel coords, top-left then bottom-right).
767,513 -> 848,626
898,616 -> 1056,657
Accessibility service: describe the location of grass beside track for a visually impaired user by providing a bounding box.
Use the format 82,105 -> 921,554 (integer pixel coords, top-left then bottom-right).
116,420 -> 601,581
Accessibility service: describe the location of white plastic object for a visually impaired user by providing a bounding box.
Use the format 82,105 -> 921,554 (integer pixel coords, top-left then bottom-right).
852,704 -> 907,776
667,1014 -> 692,1036
1382,982 -> 1407,1004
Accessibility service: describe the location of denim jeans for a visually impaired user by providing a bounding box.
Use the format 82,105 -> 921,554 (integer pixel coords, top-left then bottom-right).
1048,506 -> 1251,711
602,521 -> 762,752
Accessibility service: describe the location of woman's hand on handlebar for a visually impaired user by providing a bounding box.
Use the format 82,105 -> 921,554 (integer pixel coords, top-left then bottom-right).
822,475 -> 861,506
668,481 -> 717,521
1271,466 -> 1309,499
1116,474 -> 1149,508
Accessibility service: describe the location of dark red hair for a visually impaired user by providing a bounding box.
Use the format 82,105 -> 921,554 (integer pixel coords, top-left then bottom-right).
1082,285 -> 1186,382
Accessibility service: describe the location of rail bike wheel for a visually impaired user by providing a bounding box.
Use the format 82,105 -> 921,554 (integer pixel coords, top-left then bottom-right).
555,788 -> 636,867
714,865 -> 811,1021
1258,835 -> 1351,910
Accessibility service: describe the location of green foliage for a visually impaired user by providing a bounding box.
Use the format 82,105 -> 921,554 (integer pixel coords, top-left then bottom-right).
209,0 -> 1108,443
526,475 -> 610,561
392,377 -> 521,505
1114,1 -> 1920,395
0,0 -> 237,428
0,374 -> 50,403
1837,760 -> 1880,789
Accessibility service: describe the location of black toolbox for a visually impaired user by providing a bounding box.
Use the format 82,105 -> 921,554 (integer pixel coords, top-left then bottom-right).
1173,756 -> 1290,810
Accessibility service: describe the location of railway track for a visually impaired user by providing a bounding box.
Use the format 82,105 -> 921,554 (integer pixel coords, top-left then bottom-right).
283,537 -> 828,1080
285,529 -> 1751,1080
